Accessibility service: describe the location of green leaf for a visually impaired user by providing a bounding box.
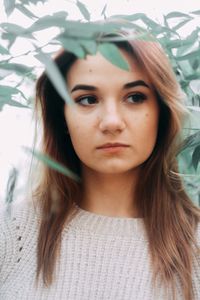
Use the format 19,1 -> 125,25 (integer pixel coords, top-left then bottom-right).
3,0 -> 15,16
180,131 -> 200,152
23,147 -> 81,182
76,0 -> 90,21
79,40 -> 97,55
0,63 -> 33,75
6,100 -> 29,109
35,51 -> 73,105
192,145 -> 200,170
164,39 -> 184,49
0,45 -> 9,55
0,85 -> 21,96
176,49 -> 200,61
101,4 -> 107,17
27,12 -> 68,32
57,36 -> 85,58
109,13 -> 146,22
22,0 -> 48,4
1,32 -> 16,49
0,22 -> 35,42
15,3 -> 38,19
98,43 -> 129,71
165,12 -> 192,19
192,58 -> 199,70
185,73 -> 200,81
5,167 -> 18,204
172,19 -> 192,31
190,10 -> 200,15
0,85 -> 29,110
0,23 -> 26,35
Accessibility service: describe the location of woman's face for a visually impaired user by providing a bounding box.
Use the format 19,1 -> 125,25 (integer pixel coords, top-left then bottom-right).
64,49 -> 160,175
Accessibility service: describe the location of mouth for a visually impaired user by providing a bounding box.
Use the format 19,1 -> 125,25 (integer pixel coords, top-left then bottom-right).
96,143 -> 130,153
96,143 -> 129,149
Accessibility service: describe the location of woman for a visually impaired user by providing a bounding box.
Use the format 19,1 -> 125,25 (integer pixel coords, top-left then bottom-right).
0,27 -> 200,300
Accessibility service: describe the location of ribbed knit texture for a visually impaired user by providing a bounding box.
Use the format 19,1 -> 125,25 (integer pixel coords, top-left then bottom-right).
0,200 -> 199,300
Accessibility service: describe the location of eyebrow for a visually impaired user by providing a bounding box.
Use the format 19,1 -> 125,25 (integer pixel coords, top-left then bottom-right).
70,80 -> 150,93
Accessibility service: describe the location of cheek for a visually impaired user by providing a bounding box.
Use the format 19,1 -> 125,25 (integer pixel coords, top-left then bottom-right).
135,110 -> 159,150
65,112 -> 92,159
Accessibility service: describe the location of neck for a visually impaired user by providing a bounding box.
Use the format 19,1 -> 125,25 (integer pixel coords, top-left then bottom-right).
78,167 -> 141,218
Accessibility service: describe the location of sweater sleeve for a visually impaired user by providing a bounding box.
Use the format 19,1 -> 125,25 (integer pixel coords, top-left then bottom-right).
0,205 -> 15,282
0,207 -> 6,271
0,201 -> 38,286
192,222 -> 200,299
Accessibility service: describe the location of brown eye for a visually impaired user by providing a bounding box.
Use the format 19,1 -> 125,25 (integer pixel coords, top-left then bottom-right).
76,95 -> 97,106
127,93 -> 147,104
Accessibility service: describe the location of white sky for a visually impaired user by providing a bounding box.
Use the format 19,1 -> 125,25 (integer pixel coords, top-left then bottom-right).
0,0 -> 200,202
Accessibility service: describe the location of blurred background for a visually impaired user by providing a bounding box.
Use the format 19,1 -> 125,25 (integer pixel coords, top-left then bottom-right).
0,0 -> 200,205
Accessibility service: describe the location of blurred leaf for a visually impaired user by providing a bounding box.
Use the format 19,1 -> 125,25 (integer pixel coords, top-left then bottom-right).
5,167 -> 18,204
57,36 -> 85,58
165,12 -> 192,19
23,147 -> 81,182
1,32 -> 16,49
0,45 -> 9,55
185,73 -> 200,81
98,43 -> 129,71
192,58 -> 199,70
0,23 -> 27,35
0,22 -> 35,44
28,11 -> 68,32
3,0 -> 15,16
101,4 -> 107,17
172,19 -> 192,31
165,39 -> 184,49
192,145 -> 200,170
176,49 -> 200,61
180,131 -> 200,152
35,50 -> 73,105
190,10 -> 200,15
0,63 -> 33,75
0,98 -> 28,111
109,13 -> 149,23
0,85 -> 21,96
76,0 -> 90,21
79,39 -> 97,55
22,0 -> 48,4
0,85 -> 29,110
15,3 -> 38,19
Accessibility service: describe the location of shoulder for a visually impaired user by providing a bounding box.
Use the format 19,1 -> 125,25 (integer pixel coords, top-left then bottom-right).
0,199 -> 41,230
192,222 -> 200,299
195,222 -> 200,246
0,199 -> 42,285
0,199 -> 41,268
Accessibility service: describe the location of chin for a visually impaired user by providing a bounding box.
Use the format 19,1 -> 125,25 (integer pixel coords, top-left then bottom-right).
97,166 -> 139,174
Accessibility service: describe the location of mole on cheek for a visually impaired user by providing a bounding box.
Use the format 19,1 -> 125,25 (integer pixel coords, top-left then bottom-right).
145,113 -> 149,117
89,69 -> 92,73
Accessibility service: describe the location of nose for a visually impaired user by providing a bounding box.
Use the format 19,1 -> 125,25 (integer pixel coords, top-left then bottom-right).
98,100 -> 126,133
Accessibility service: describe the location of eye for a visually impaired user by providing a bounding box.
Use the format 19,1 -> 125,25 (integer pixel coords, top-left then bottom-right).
126,93 -> 147,104
75,95 -> 97,106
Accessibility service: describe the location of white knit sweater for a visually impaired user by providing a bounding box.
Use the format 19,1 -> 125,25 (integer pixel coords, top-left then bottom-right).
0,200 -> 200,300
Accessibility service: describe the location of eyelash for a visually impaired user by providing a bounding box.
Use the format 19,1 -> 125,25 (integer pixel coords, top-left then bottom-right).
75,93 -> 147,106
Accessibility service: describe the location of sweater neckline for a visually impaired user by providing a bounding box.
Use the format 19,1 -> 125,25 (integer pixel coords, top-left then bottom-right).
66,204 -> 147,239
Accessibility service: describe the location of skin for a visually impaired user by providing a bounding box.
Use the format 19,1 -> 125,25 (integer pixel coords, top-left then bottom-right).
64,49 -> 160,218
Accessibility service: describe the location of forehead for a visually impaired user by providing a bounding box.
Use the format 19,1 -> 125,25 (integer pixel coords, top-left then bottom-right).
66,49 -> 151,88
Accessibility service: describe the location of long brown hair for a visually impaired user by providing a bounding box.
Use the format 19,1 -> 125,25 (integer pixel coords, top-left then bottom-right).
32,28 -> 200,300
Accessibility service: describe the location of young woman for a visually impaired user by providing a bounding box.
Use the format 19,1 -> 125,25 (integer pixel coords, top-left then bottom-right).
0,28 -> 200,300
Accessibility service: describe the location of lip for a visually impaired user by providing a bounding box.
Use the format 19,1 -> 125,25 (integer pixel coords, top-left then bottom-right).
97,143 -> 129,149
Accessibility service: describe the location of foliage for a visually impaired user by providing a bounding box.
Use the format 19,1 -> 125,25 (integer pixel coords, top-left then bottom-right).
1,1 -> 200,205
